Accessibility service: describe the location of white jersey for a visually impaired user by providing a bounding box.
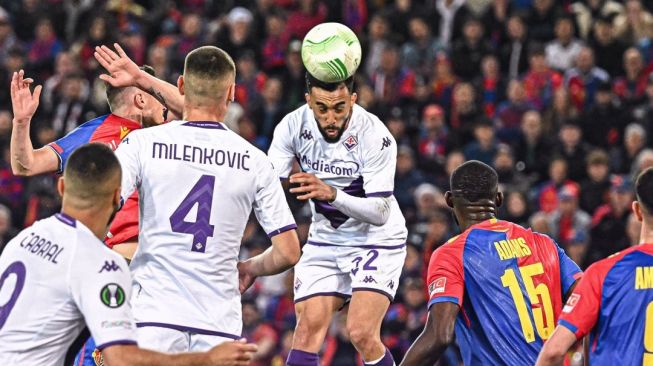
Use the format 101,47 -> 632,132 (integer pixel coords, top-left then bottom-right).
116,120 -> 296,337
269,104 -> 407,247
0,214 -> 136,366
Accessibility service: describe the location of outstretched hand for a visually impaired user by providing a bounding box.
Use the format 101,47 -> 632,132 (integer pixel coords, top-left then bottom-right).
94,43 -> 141,88
10,69 -> 40,124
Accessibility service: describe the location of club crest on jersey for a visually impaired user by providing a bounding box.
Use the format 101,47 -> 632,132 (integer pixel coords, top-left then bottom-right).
342,135 -> 358,151
92,348 -> 104,366
562,293 -> 581,313
429,277 -> 446,296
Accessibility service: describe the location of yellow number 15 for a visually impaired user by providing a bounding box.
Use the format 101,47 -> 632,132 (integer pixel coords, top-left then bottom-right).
501,262 -> 555,343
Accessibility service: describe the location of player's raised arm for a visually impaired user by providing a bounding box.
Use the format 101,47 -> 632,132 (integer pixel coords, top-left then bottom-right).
400,302 -> 458,366
95,43 -> 183,119
9,69 -> 60,176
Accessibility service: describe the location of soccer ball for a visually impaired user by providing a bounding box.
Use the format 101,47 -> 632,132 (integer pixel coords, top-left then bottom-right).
301,22 -> 362,83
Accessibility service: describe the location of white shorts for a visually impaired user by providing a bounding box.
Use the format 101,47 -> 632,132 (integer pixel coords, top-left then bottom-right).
293,242 -> 406,303
136,326 -> 236,352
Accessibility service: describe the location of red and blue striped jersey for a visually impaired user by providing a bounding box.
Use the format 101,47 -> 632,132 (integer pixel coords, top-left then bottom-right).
47,114 -> 141,247
48,114 -> 140,173
558,244 -> 653,365
427,219 -> 581,365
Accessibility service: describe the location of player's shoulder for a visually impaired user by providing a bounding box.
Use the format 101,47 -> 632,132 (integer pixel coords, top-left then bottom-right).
352,105 -> 391,138
589,244 -> 653,276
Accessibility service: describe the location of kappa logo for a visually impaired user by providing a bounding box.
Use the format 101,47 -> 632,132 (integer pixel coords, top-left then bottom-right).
562,293 -> 581,313
100,283 -> 126,308
343,135 -> 358,151
381,137 -> 392,150
362,276 -> 377,284
429,277 -> 446,296
294,277 -> 302,291
388,280 -> 395,290
300,129 -> 313,140
99,260 -> 122,273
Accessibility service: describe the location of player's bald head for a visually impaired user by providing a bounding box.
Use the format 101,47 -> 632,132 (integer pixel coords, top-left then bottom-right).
62,143 -> 121,209
182,46 -> 235,105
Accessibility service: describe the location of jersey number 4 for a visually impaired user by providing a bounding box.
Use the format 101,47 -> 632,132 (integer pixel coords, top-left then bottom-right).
501,262 -> 554,343
169,175 -> 216,253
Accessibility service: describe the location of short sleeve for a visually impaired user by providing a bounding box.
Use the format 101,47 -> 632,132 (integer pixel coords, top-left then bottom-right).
114,132 -> 142,203
426,241 -> 465,308
555,240 -> 583,295
253,155 -> 297,237
268,115 -> 295,179
48,121 -> 99,173
362,132 -> 396,197
558,263 -> 603,339
70,250 -> 137,350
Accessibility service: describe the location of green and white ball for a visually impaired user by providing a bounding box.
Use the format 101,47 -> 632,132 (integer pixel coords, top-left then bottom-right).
301,22 -> 362,83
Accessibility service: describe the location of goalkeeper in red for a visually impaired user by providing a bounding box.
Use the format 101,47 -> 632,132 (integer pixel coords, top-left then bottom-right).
537,168 -> 653,366
401,160 -> 582,366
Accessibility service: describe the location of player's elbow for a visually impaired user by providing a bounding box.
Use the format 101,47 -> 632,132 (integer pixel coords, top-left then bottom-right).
536,344 -> 567,366
284,238 -> 301,266
11,164 -> 33,176
369,198 -> 391,226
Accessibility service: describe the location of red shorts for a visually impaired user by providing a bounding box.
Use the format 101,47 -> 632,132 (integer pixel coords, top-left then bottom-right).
105,192 -> 139,248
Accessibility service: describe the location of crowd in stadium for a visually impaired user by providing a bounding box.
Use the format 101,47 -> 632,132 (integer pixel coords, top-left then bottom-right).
1,0 -> 653,364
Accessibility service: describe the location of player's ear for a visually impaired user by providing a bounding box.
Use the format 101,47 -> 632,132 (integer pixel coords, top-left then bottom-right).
633,201 -> 644,222
495,191 -> 504,208
444,191 -> 454,208
113,187 -> 121,208
57,177 -> 64,198
350,92 -> 357,104
177,75 -> 185,96
133,92 -> 145,110
228,83 -> 235,103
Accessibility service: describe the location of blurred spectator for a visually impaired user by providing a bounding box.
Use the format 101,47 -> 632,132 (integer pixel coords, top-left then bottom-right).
554,120 -> 591,182
12,0 -> 45,42
0,203 -> 16,254
589,15 -> 627,78
370,45 -> 416,106
494,144 -> 530,193
0,8 -> 20,66
286,0 -> 327,41
261,10 -> 289,74
216,7 -> 258,62
534,157 -> 574,213
451,17 -> 492,81
529,210 -> 552,236
44,72 -> 94,137
27,18 -> 63,78
610,123 -> 647,174
433,0 -> 470,47
362,14 -> 392,77
463,118 -> 497,166
146,45 -> 175,84
526,0 -> 558,43
564,47 -> 610,112
435,150 -> 465,191
613,0 -> 653,45
495,79 -> 534,143
171,13 -> 205,71
501,190 -> 531,228
235,51 -> 266,111
586,175 -> 635,266
75,16 -> 115,74
383,0 -> 424,44
250,77 -> 286,148
613,47 -> 651,106
342,0 -> 368,34
322,313 -> 361,366
579,149 -> 612,215
281,40 -> 307,112
475,54 -> 505,119
412,183 -> 447,226
395,146 -> 427,220
581,80 -> 624,149
547,182 -> 591,264
522,44 -> 563,110
513,110 -> 554,183
541,87 -> 578,135
242,299 -> 279,366
499,14 -> 530,80
401,16 -> 445,77
570,0 -> 623,41
430,53 -> 458,112
545,15 -> 583,72
417,212 -> 452,266
416,104 -> 449,173
0,144 -> 25,217
449,82 -> 481,146
42,51 -> 77,112
632,74 -> 653,142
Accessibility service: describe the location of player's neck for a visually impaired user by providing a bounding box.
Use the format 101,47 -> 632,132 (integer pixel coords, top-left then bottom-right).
61,204 -> 111,241
112,109 -> 142,125
638,222 -> 653,245
459,214 -> 496,231
183,103 -> 226,123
